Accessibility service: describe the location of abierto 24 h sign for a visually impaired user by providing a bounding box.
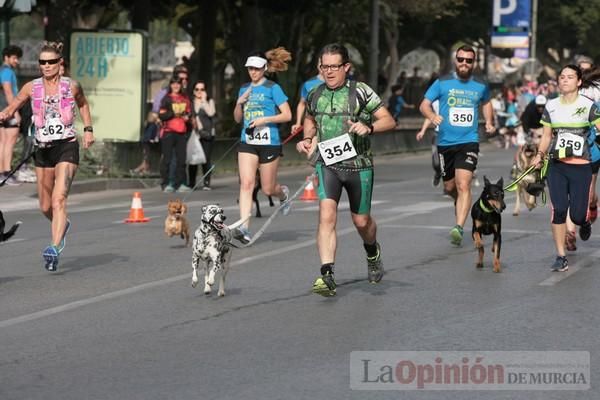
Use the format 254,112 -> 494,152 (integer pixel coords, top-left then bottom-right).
70,30 -> 147,142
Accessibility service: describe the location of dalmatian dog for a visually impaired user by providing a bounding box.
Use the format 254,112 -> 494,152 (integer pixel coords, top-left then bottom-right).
191,205 -> 247,297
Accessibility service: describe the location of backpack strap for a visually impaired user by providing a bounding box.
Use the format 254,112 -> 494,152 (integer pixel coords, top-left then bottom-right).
59,77 -> 74,126
31,78 -> 45,128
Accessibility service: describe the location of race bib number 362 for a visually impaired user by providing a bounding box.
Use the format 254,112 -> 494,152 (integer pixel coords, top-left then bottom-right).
449,107 -> 475,127
39,117 -> 65,142
318,133 -> 357,166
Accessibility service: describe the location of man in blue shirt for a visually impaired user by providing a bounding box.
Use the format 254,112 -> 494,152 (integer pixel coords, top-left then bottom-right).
419,45 -> 495,246
291,68 -> 324,136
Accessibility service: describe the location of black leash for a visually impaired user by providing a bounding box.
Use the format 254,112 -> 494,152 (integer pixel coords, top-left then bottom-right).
0,147 -> 35,188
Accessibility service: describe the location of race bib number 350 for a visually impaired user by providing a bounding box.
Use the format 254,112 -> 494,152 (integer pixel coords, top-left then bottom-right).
318,133 -> 357,166
246,126 -> 271,145
449,107 -> 475,127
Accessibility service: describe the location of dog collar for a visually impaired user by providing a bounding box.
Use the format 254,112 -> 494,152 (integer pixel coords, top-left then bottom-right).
479,199 -> 495,214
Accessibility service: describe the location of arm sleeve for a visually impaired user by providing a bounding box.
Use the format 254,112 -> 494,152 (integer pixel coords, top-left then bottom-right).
540,106 -> 551,126
358,82 -> 383,114
272,84 -> 289,106
589,103 -> 600,125
481,84 -> 491,103
424,80 -> 440,102
300,83 -> 308,100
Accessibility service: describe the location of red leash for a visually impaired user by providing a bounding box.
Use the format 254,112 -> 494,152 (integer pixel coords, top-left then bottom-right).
281,126 -> 303,145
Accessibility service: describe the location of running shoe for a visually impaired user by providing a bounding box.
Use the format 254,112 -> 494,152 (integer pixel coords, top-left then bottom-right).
57,219 -> 71,254
432,174 -> 441,187
551,256 -> 569,272
163,185 -> 175,193
280,185 -> 291,216
177,184 -> 193,193
367,243 -> 384,283
233,226 -> 252,245
43,245 -> 60,272
580,222 -> 592,241
565,230 -> 577,251
449,225 -> 464,246
1,173 -> 21,186
589,204 -> 598,224
202,185 -> 212,191
312,272 -> 336,296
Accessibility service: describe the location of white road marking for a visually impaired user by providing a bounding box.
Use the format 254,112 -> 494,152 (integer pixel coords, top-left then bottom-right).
0,203 -> 452,330
0,238 -> 27,245
382,224 -> 547,235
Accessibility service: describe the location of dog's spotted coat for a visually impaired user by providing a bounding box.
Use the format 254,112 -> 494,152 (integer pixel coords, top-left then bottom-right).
191,205 -> 233,296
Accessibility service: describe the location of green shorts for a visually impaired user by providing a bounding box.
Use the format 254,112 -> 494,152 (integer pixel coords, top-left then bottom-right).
316,163 -> 374,214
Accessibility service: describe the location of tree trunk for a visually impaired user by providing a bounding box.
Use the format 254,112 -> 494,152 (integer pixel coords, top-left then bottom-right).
131,0 -> 150,31
192,0 -> 217,93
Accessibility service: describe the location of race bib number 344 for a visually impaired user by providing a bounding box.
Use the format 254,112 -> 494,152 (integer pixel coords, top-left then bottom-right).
318,133 -> 357,166
246,126 -> 271,145
449,107 -> 475,127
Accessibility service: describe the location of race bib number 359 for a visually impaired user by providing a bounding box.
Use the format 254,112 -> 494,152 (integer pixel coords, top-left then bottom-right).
449,107 -> 475,127
318,133 -> 357,166
555,132 -> 584,157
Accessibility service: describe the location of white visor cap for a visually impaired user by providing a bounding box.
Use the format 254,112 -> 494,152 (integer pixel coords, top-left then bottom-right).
535,95 -> 547,105
245,56 -> 268,69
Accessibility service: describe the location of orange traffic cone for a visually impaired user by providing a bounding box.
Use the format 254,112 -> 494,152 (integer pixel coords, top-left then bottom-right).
300,175 -> 319,201
124,192 -> 150,223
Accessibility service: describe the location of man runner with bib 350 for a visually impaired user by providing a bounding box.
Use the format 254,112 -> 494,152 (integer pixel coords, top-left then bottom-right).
296,43 -> 395,297
419,45 -> 495,246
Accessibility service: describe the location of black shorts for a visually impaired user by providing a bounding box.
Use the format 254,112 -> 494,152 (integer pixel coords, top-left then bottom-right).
0,118 -> 19,128
437,142 -> 479,181
592,159 -> 600,174
238,142 -> 282,164
34,140 -> 80,168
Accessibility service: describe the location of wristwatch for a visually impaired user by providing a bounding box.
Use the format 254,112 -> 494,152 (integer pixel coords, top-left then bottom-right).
84,126 -> 94,133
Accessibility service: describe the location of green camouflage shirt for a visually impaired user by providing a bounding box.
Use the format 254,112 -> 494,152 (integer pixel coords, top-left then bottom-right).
306,79 -> 383,169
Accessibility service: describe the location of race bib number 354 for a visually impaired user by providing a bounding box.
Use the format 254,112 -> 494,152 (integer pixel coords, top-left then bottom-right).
449,107 -> 475,127
318,133 -> 357,166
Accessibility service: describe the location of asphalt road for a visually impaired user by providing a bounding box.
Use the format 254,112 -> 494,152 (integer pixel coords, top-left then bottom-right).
1,144 -> 599,400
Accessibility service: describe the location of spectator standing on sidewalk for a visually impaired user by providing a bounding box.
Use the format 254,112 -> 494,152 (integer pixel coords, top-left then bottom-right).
188,80 -> 216,190
0,45 -> 23,185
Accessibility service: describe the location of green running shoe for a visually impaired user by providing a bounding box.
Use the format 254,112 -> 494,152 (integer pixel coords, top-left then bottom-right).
449,225 -> 464,246
367,243 -> 384,283
312,272 -> 336,297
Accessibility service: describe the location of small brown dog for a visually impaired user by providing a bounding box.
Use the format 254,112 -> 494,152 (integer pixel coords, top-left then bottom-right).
165,199 -> 190,246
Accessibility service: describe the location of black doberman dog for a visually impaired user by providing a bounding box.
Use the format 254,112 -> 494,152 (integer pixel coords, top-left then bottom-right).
471,176 -> 506,273
0,210 -> 21,243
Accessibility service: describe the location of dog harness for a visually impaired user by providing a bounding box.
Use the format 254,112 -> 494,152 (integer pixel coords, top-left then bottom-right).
31,77 -> 76,144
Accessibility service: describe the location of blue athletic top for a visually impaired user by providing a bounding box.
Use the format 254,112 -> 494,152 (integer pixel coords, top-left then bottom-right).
300,76 -> 324,100
239,79 -> 288,145
424,73 -> 490,146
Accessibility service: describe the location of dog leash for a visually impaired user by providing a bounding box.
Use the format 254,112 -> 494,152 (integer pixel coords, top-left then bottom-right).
181,128 -> 304,201
229,172 -> 315,249
503,159 -> 549,204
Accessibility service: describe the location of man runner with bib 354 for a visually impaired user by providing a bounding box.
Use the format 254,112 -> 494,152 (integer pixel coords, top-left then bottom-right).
297,43 -> 395,297
0,41 -> 94,272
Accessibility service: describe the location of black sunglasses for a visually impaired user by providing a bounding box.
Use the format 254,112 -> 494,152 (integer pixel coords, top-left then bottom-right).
194,87 -> 205,91
38,58 -> 61,65
456,57 -> 474,64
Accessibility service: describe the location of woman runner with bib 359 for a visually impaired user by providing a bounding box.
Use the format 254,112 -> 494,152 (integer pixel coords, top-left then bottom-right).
0,41 -> 94,272
530,64 -> 600,272
232,48 -> 293,244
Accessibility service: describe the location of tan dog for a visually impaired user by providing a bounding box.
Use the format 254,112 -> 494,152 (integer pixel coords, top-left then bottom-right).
165,199 -> 190,246
513,130 -> 542,216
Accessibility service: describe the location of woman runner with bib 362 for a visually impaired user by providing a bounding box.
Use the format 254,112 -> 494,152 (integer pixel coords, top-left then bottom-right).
0,41 -> 94,272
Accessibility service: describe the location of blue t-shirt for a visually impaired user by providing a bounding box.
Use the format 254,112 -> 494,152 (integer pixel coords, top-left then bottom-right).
300,76 -> 324,100
0,64 -> 17,106
238,80 -> 288,145
424,73 -> 490,146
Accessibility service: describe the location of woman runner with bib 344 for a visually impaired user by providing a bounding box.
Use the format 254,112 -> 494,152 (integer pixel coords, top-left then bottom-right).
232,47 -> 293,244
0,41 -> 94,272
